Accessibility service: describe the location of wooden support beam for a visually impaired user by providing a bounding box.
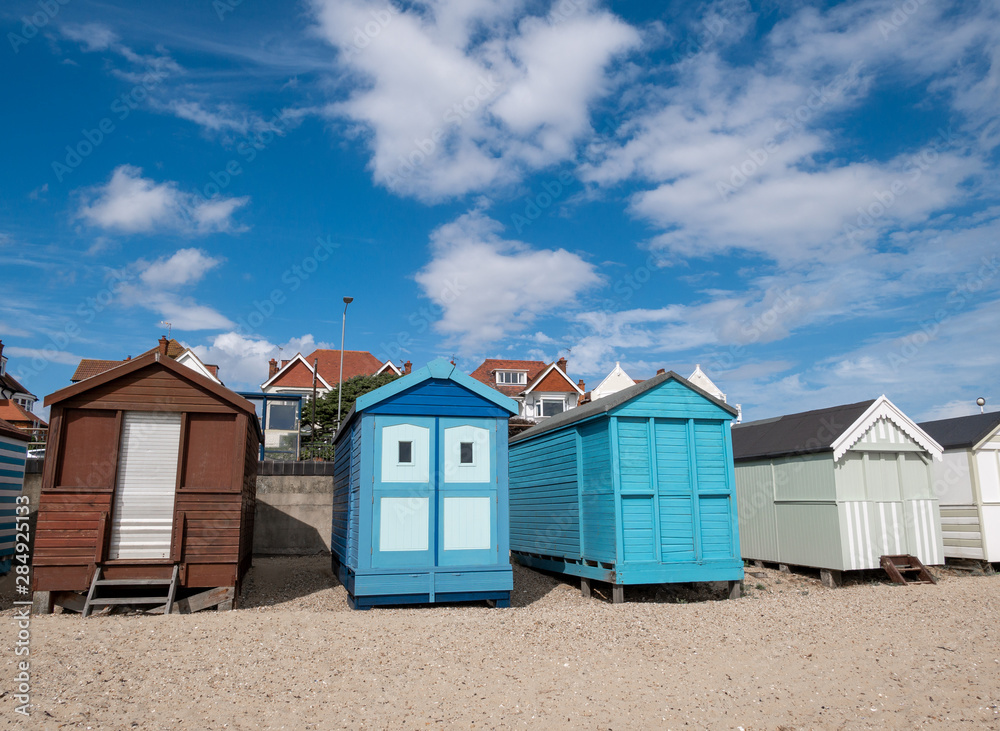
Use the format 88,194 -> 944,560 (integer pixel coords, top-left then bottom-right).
728,580 -> 741,599
31,590 -> 54,615
820,569 -> 842,588
612,584 -> 624,604
581,578 -> 591,599
52,591 -> 86,613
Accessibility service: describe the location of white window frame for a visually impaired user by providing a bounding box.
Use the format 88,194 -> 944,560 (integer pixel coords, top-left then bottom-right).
495,370 -> 527,385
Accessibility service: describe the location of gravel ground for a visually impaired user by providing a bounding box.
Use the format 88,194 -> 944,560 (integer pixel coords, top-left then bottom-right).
3,558 -> 1000,729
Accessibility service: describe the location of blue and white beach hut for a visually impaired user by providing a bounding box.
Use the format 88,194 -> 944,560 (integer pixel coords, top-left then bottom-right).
331,359 -> 518,609
508,371 -> 744,602
0,418 -> 30,575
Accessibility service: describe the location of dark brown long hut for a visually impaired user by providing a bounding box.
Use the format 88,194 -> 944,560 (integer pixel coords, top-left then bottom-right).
32,349 -> 260,615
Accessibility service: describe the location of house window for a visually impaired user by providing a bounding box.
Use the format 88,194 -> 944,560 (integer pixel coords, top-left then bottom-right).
459,442 -> 474,464
541,399 -> 564,417
398,440 -> 413,464
496,371 -> 526,385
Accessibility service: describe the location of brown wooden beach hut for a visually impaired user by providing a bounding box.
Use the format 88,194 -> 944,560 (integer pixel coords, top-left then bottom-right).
32,349 -> 261,615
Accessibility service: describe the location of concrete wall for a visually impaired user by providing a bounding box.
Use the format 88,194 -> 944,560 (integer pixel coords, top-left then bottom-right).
22,459 -> 333,557
254,474 -> 332,555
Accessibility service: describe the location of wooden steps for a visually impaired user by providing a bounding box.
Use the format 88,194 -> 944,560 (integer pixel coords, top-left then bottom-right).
880,554 -> 936,586
83,564 -> 179,617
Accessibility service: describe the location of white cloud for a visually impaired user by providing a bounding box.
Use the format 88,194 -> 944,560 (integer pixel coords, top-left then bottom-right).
582,2 -> 997,267
61,22 -> 119,51
118,248 -> 233,331
77,165 -> 249,235
2,347 -> 82,366
191,332 -> 332,389
139,249 -> 224,288
310,0 -> 640,200
414,210 -> 601,353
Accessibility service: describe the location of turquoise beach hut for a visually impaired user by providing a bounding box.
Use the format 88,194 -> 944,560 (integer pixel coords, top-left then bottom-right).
331,359 -> 518,609
508,371 -> 744,602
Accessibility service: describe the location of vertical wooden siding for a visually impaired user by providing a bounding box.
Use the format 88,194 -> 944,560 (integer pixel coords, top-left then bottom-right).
509,429 -> 579,557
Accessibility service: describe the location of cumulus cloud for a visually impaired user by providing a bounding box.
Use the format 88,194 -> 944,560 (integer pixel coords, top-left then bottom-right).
77,165 -> 249,235
414,211 -> 601,353
118,249 -> 232,331
192,332 -> 333,389
309,0 -> 639,200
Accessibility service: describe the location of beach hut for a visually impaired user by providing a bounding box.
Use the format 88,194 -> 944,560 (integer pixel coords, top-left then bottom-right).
331,358 -> 518,609
507,371 -> 744,603
0,417 -> 30,575
919,411 -> 1000,563
733,396 -> 944,586
32,349 -> 261,615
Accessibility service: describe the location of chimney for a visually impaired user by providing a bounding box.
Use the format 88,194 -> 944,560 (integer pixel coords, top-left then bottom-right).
268,358 -> 278,378
0,340 -> 4,359
126,355 -> 131,361
158,336 -> 169,357
578,379 -> 585,390
557,356 -> 568,374
656,368 -> 666,375
403,360 -> 412,375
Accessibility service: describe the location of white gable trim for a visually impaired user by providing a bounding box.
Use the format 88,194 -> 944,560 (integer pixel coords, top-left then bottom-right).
175,349 -> 221,384
592,362 -> 635,399
831,395 -> 943,462
261,352 -> 333,391
375,360 -> 401,376
523,362 -> 584,395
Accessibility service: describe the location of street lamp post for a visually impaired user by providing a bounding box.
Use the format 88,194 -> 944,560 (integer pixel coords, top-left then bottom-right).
337,297 -> 354,432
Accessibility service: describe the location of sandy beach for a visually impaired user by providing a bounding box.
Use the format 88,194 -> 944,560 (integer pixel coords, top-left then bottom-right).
3,558 -> 1000,729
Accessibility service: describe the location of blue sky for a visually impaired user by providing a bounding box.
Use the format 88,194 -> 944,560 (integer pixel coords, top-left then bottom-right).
1,0 -> 998,423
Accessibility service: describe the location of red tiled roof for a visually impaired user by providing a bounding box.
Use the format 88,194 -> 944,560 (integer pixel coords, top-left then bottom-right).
469,359 -> 549,398
528,367 -> 579,393
71,359 -> 130,382
0,400 -> 47,428
70,338 -> 189,382
0,416 -> 30,442
268,350 -> 385,389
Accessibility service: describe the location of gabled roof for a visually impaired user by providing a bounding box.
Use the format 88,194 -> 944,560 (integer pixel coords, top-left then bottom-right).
70,338 -> 190,383
687,364 -> 725,402
175,349 -> 222,384
263,349 -> 382,390
591,362 -> 635,400
375,360 -> 402,376
510,370 -> 738,444
733,400 -> 874,461
0,400 -> 47,428
336,358 -> 518,442
0,367 -> 34,399
71,359 -> 128,382
919,411 -> 1000,451
46,352 -> 261,439
523,361 -> 583,395
733,396 -> 942,462
0,416 -> 30,442
469,359 -> 549,398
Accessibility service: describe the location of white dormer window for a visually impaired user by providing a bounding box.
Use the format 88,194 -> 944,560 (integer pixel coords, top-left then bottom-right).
496,371 -> 526,385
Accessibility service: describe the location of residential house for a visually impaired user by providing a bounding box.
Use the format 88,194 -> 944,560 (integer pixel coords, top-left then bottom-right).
469,357 -> 584,421
70,337 -> 223,385
260,349 -> 409,399
0,400 -> 47,440
0,340 -> 39,413
686,364 -> 741,423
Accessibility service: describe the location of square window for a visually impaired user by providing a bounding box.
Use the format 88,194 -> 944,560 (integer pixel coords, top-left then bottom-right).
398,440 -> 412,464
459,441 -> 474,464
542,400 -> 564,417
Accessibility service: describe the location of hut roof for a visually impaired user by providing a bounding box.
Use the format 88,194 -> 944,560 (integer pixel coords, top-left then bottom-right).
733,396 -> 943,462
0,416 -> 31,442
335,358 -> 518,442
509,370 -> 737,445
919,411 -> 1000,450
46,351 -> 262,439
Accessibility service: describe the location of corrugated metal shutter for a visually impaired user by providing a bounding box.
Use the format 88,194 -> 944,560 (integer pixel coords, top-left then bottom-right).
109,412 -> 181,560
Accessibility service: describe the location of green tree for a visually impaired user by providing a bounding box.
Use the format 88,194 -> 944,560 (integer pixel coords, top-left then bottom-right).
301,372 -> 401,458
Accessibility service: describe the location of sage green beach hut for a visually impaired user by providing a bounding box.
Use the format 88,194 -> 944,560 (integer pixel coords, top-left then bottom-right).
733,396 -> 944,584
